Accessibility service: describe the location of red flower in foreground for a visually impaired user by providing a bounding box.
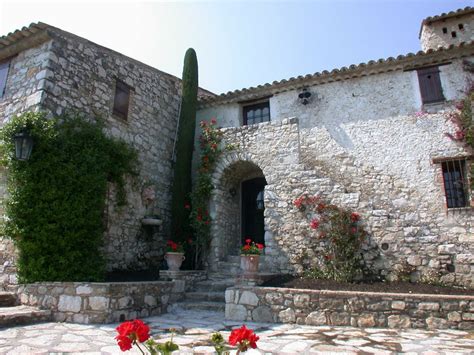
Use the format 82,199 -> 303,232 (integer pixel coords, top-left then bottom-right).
229,325 -> 259,352
242,245 -> 251,251
310,218 -> 319,230
350,212 -> 360,222
115,319 -> 150,351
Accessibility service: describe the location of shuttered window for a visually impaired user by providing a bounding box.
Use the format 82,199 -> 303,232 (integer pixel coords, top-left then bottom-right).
441,160 -> 469,208
0,60 -> 10,98
417,66 -> 445,104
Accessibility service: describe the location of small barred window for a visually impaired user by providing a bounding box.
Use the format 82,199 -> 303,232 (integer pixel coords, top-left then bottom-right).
441,160 -> 469,208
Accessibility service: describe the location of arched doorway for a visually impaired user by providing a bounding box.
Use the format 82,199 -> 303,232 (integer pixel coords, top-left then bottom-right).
209,159 -> 267,269
241,177 -> 267,245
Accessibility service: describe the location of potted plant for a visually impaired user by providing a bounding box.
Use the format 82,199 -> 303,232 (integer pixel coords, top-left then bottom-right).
240,238 -> 264,275
164,240 -> 185,271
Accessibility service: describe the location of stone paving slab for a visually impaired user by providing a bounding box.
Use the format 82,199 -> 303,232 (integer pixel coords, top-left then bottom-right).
0,309 -> 473,354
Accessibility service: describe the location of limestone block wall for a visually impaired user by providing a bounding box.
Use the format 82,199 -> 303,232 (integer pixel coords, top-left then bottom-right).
225,286 -> 474,330
197,58 -> 474,287
17,281 -> 175,324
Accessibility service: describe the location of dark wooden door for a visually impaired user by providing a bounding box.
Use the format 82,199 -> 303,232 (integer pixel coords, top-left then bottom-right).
241,177 -> 267,245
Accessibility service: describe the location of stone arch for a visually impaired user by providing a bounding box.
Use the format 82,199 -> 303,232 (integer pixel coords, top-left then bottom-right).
208,152 -> 271,271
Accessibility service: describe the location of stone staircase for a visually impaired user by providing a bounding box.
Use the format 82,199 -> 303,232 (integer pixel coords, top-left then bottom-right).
174,258 -> 241,313
0,291 -> 51,328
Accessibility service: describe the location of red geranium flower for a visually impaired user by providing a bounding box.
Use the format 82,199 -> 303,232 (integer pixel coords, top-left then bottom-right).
245,238 -> 251,244
229,325 -> 259,352
256,243 -> 264,250
310,218 -> 319,229
350,212 -> 360,222
115,319 -> 150,351
242,244 -> 251,251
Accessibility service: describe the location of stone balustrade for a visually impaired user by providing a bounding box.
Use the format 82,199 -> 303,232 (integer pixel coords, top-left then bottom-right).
225,286 -> 474,330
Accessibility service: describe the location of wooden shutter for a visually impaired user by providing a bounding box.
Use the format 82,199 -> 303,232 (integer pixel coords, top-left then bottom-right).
417,67 -> 445,104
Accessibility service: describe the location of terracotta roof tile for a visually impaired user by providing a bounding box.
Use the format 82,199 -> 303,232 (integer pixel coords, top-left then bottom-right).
199,41 -> 474,107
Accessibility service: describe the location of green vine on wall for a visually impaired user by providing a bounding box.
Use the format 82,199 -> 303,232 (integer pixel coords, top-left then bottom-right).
0,112 -> 138,282
188,118 -> 224,269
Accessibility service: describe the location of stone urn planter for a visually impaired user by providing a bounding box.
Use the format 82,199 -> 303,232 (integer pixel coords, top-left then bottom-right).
240,255 -> 260,275
164,252 -> 185,271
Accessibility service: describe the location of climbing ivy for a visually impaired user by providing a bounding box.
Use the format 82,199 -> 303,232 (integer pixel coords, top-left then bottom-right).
0,112 -> 138,282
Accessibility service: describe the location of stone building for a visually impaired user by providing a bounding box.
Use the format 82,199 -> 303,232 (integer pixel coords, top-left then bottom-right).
0,7 -> 473,288
0,22 -> 213,285
197,7 -> 474,287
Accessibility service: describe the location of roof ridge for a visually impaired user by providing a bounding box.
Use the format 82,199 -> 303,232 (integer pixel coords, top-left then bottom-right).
199,41 -> 474,106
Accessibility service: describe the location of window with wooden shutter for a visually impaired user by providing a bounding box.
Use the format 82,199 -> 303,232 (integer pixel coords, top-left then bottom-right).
0,60 -> 10,98
417,66 -> 445,104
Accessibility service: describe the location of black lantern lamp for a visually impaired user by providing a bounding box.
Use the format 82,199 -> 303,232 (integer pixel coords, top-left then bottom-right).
256,190 -> 265,210
298,88 -> 312,105
13,131 -> 34,161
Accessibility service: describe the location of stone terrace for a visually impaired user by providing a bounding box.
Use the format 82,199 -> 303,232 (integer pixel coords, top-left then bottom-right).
0,309 -> 473,354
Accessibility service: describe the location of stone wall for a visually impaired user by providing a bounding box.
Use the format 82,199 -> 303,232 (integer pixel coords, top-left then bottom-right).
36,29 -> 183,272
225,286 -> 474,330
420,12 -> 474,51
197,57 -> 474,287
17,281 -> 175,324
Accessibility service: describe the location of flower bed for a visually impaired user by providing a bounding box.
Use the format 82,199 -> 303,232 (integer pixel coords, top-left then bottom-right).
225,286 -> 474,330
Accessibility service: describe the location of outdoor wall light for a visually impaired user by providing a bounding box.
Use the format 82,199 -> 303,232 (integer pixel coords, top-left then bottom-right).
298,88 -> 312,105
13,131 -> 34,161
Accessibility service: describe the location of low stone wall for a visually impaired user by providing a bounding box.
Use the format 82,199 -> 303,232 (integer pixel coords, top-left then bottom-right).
160,270 -> 207,292
18,281 -> 175,324
225,286 -> 474,330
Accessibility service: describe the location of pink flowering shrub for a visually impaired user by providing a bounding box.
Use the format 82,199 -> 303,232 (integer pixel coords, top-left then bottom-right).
293,194 -> 367,282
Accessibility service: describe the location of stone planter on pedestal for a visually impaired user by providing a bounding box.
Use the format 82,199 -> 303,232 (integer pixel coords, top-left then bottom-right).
240,255 -> 260,276
164,253 -> 185,271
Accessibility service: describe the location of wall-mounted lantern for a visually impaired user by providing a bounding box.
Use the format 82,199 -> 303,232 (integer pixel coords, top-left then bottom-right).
13,131 -> 34,161
298,88 -> 312,105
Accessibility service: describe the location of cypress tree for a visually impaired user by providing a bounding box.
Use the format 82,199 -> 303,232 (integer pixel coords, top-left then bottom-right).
170,48 -> 198,243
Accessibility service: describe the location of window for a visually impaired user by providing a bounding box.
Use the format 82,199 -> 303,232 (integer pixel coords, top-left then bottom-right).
458,23 -> 464,30
442,27 -> 448,34
417,66 -> 445,104
451,31 -> 457,38
243,102 -> 270,125
113,80 -> 131,120
441,160 -> 469,208
0,60 -> 10,98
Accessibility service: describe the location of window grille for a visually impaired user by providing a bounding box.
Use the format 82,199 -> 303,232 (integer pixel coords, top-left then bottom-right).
441,159 -> 469,208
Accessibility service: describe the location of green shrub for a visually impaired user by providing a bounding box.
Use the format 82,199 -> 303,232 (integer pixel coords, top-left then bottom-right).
0,112 -> 138,282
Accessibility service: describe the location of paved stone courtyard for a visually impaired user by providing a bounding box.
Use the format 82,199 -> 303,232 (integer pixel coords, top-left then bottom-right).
0,309 -> 473,354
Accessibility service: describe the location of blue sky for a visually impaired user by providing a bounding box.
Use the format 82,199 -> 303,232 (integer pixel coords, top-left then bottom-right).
0,0 -> 471,94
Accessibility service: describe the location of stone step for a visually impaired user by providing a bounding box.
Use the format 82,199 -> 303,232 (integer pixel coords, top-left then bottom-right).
185,291 -> 225,302
0,292 -> 17,307
0,306 -> 51,328
177,301 -> 225,312
194,280 -> 235,292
